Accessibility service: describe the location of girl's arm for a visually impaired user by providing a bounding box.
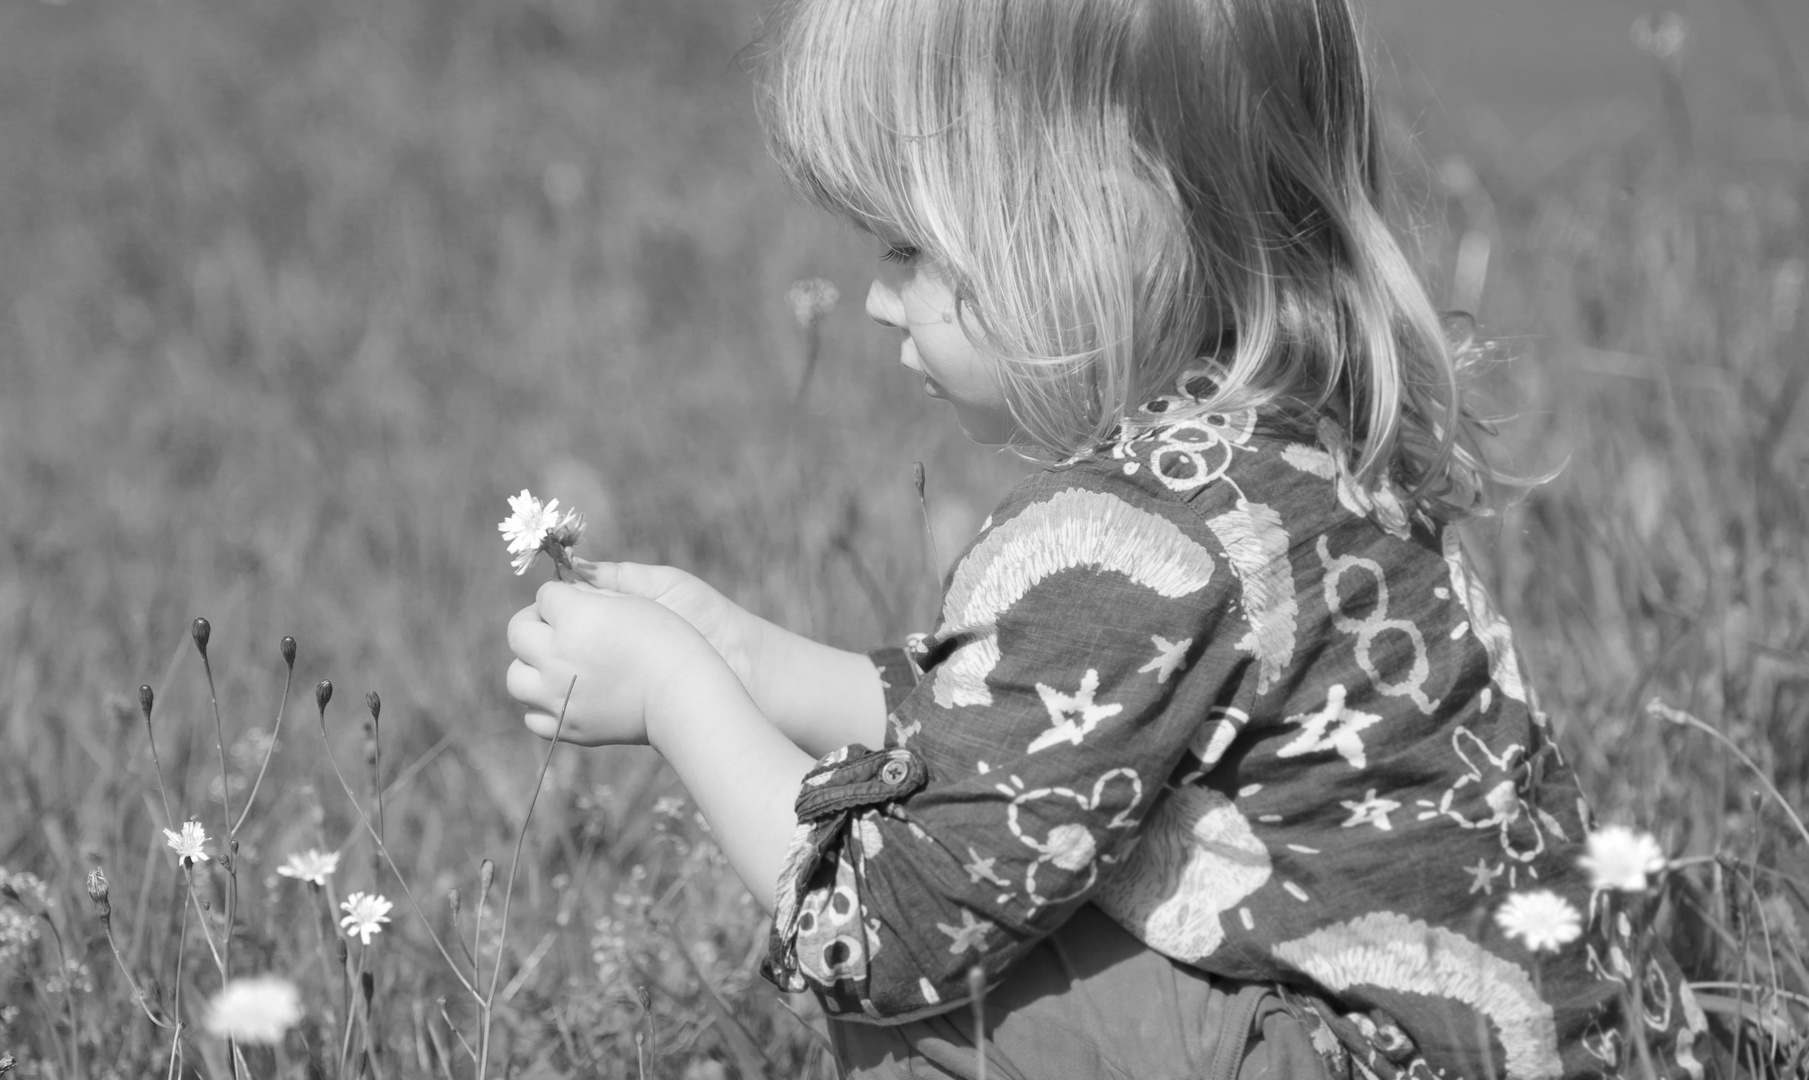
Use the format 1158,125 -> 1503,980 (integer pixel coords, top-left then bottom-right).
571,558 -> 888,755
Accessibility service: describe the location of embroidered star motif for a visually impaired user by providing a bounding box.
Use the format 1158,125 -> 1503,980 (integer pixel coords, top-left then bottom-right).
1339,789 -> 1402,831
1027,669 -> 1124,753
1137,635 -> 1192,684
1465,858 -> 1505,895
1276,685 -> 1383,769
936,909 -> 993,955
963,848 -> 1010,887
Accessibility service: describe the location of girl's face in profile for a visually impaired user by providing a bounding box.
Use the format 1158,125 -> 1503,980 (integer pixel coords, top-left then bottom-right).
866,243 -> 1016,445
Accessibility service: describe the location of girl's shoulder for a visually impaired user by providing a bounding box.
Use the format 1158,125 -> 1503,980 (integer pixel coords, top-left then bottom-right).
1043,372 -> 1424,548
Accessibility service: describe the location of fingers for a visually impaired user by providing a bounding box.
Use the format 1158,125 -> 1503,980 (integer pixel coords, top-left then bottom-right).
507,604 -> 554,664
506,657 -> 548,710
576,560 -> 683,597
535,580 -> 579,625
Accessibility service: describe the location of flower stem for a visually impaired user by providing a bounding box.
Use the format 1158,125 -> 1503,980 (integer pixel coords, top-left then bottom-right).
233,659 -> 295,834
476,675 -> 574,1080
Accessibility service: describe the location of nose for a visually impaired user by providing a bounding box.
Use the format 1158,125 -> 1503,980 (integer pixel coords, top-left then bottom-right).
866,278 -> 905,329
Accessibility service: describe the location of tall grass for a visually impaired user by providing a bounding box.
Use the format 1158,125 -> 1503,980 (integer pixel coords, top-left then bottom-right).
0,0 -> 1803,1075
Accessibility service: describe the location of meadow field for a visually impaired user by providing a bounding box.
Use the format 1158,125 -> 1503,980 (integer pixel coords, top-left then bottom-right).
0,0 -> 1805,1076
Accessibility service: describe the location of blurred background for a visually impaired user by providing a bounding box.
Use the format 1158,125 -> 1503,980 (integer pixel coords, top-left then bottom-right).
0,0 -> 1804,1075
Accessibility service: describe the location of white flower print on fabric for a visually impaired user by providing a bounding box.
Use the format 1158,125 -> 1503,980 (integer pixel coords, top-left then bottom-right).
1317,536 -> 1440,715
1027,669 -> 1124,753
1421,727 -> 1551,863
1279,443 -> 1413,540
1272,911 -> 1563,1080
931,488 -> 1217,708
997,767 -> 1142,908
1277,684 -> 1384,769
1093,785 -> 1272,962
937,909 -> 993,955
1442,530 -> 1530,706
1204,498 -> 1298,695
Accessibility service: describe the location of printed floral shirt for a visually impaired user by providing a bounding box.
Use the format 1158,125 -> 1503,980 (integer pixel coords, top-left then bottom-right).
763,371 -> 1707,1080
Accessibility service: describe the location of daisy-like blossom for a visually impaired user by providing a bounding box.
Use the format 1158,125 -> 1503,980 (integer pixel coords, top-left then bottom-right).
499,490 -> 562,555
499,490 -> 584,576
1579,825 -> 1668,893
163,821 -> 211,867
339,892 -> 393,946
1495,890 -> 1583,953
204,975 -> 303,1044
787,278 -> 840,329
275,849 -> 340,887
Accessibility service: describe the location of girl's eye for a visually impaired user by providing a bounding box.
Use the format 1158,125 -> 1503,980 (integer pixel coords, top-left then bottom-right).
880,245 -> 920,265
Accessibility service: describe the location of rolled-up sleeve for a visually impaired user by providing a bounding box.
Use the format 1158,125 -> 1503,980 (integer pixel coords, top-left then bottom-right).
763,475 -> 1245,1023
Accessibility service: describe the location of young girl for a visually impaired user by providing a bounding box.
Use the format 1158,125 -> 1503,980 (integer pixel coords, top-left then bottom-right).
505,0 -> 1707,1075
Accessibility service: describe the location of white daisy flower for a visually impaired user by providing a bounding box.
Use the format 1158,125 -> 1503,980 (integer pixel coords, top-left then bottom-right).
498,490 -> 585,576
498,489 -> 562,555
787,278 -> 840,329
274,849 -> 340,887
163,821 -> 211,867
1579,825 -> 1668,893
339,892 -> 393,946
1495,890 -> 1583,953
204,975 -> 303,1045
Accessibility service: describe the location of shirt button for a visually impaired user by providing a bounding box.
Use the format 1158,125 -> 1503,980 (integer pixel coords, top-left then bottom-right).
880,759 -> 909,786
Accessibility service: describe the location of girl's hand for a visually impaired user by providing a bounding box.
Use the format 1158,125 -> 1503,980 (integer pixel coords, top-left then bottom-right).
505,581 -> 719,746
569,558 -> 766,688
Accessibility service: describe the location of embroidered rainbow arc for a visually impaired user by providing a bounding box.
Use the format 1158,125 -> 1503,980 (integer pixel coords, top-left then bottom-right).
930,488 -> 1219,709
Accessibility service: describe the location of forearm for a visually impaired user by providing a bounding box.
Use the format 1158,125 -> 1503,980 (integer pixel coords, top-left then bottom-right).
743,620 -> 890,757
649,656 -> 818,913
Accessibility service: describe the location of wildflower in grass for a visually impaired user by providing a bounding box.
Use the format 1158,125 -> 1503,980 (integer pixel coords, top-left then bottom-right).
163,820 -> 211,867
498,489 -> 584,576
0,868 -> 50,911
1579,825 -> 1667,893
275,849 -> 340,887
1495,890 -> 1582,953
43,957 -> 94,994
339,892 -> 393,945
0,907 -> 39,969
204,975 -> 303,1044
787,278 -> 840,330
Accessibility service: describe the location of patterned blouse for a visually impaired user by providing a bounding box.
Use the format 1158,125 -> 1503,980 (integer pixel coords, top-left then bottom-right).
763,370 -> 1706,1080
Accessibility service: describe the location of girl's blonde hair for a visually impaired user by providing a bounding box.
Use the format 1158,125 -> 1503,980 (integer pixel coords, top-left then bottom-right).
759,0 -> 1504,519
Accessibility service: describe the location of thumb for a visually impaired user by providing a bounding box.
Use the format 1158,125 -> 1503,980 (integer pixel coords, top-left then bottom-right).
574,559 -> 685,598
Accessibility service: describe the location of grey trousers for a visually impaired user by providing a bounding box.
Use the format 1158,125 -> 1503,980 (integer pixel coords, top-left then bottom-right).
829,905 -> 1333,1080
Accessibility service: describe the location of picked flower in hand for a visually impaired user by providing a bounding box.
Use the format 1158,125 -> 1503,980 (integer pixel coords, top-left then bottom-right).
498,488 -> 584,578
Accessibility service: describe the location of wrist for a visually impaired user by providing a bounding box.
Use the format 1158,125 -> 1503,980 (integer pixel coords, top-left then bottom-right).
646,642 -> 750,758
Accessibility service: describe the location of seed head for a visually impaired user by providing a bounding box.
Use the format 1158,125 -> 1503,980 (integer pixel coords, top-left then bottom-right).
913,461 -> 926,498
478,859 -> 496,901
86,868 -> 110,912
280,636 -> 297,669
316,680 -> 334,715
0,1053 -> 13,1073
448,888 -> 461,920
191,617 -> 211,657
139,685 -> 155,724
365,692 -> 381,725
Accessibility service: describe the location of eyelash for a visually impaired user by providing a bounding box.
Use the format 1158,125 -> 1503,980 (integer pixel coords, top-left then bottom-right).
880,245 -> 920,265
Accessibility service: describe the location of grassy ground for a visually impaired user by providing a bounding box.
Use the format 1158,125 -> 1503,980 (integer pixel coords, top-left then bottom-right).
0,0 -> 1804,1076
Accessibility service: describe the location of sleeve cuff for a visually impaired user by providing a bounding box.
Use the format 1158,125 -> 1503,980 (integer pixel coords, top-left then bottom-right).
764,744 -> 927,995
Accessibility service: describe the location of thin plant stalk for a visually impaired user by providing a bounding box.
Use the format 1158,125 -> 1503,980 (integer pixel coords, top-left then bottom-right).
232,646 -> 296,834
967,964 -> 987,1080
314,684 -> 484,1005
193,622 -> 237,986
1650,698 -> 1809,850
140,686 -> 176,831
39,916 -> 81,1080
476,675 -> 575,1080
165,1021 -> 183,1080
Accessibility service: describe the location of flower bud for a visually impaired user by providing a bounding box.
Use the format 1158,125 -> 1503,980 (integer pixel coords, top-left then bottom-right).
0,1053 -> 14,1073
448,888 -> 462,921
86,868 -> 110,912
316,680 -> 334,715
139,685 -> 155,723
280,636 -> 297,669
365,692 -> 381,725
913,461 -> 926,498
478,859 -> 495,902
191,617 -> 211,657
